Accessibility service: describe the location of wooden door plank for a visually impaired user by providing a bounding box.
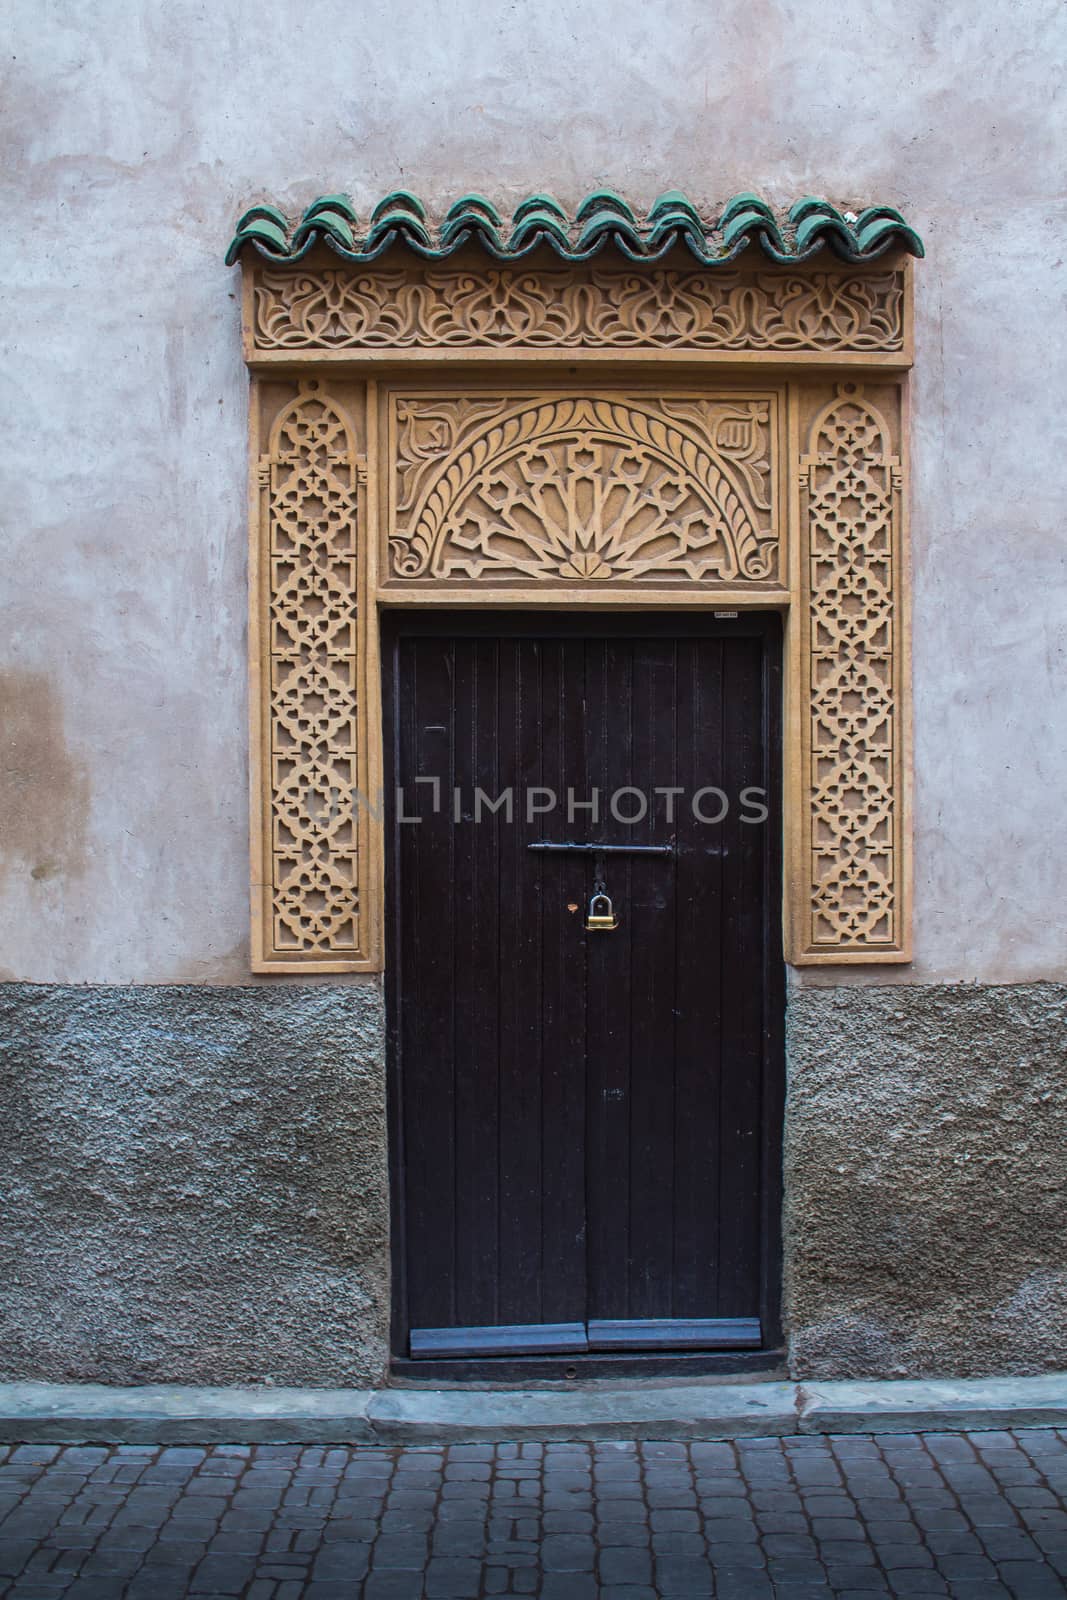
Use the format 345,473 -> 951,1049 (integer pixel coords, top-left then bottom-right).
495,637 -> 548,1326
451,636 -> 502,1328
536,637 -> 588,1323
620,637 -> 681,1320
583,636 -> 634,1322
398,634 -> 458,1332
671,635 -> 726,1317
717,635 -> 766,1317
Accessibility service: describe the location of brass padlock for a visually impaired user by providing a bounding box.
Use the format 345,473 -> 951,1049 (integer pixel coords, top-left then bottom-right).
585,890 -> 618,932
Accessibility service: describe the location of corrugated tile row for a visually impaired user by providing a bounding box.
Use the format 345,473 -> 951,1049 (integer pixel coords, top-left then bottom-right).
225,190 -> 924,267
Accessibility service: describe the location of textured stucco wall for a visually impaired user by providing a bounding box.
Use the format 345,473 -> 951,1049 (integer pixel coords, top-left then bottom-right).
0,984 -> 389,1386
785,980 -> 1067,1379
2,977 -> 1063,1385
1,0 -> 1065,984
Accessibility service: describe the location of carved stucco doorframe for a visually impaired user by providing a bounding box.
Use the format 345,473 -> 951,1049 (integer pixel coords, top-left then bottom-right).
241,248 -> 913,973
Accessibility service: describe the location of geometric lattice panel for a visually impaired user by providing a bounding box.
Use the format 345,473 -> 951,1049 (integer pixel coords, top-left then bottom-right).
253,380 -> 370,965
798,383 -> 909,960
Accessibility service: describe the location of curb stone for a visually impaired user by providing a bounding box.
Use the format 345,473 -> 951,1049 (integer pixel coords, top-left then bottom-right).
0,1374 -> 1063,1445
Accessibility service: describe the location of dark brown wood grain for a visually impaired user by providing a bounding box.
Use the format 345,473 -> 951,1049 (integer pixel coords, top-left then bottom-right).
383,612 -> 783,1369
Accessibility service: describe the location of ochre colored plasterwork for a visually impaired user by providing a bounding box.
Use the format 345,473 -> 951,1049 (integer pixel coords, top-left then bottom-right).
249,263 -> 906,355
251,380 -> 377,969
384,392 -> 778,586
796,383 -> 909,961
243,253 -> 913,972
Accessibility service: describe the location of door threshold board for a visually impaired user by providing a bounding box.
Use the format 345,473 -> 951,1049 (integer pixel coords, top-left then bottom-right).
410,1317 -> 761,1360
390,1348 -> 785,1384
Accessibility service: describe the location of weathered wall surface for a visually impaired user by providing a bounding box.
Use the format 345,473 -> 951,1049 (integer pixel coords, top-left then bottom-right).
0,984 -> 389,1385
4,977 -> 1063,1385
785,981 -> 1067,1378
1,0 -> 1065,984
2,2 -> 1066,1384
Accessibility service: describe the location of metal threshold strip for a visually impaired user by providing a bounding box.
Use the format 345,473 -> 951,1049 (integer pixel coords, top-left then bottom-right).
409,1318 -> 762,1359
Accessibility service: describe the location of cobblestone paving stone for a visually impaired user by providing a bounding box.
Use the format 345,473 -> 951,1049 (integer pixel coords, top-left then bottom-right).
0,1430 -> 1065,1597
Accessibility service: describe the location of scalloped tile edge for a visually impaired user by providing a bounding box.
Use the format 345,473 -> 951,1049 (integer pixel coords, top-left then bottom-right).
225,190 -> 924,267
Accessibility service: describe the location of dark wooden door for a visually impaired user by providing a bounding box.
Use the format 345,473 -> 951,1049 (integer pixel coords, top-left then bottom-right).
384,612 -> 783,1371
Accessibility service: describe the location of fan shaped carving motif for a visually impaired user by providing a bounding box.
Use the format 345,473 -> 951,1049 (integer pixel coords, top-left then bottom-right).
388,395 -> 778,585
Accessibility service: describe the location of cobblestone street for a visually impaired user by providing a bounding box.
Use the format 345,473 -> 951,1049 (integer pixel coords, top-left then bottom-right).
1,1431 -> 1066,1599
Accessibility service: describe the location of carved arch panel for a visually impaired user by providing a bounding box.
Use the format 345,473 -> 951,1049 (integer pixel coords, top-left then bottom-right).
384,391 -> 781,589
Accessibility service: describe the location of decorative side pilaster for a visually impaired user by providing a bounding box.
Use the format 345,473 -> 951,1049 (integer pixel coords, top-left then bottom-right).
794,383 -> 910,962
251,380 -> 375,969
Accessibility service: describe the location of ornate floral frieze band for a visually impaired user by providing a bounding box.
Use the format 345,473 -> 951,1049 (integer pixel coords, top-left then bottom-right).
249,265 -> 905,356
237,198 -> 914,970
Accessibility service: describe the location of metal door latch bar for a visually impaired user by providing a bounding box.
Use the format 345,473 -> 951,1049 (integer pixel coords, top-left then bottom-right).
527,841 -> 674,855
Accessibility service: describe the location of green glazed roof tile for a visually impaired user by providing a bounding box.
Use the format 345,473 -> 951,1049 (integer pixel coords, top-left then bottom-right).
793,208 -> 856,254
787,195 -> 834,225
855,213 -> 925,257
576,206 -> 645,252
290,205 -> 356,253
364,204 -> 434,250
854,203 -> 908,228
437,210 -> 501,249
718,192 -> 771,227
506,208 -> 573,252
573,189 -> 636,225
234,202 -> 289,229
226,189 -> 924,266
370,189 -> 426,223
511,193 -> 568,226
644,211 -> 708,254
648,190 -> 702,226
301,194 -> 358,223
444,193 -> 503,226
721,205 -> 776,247
224,215 -> 288,264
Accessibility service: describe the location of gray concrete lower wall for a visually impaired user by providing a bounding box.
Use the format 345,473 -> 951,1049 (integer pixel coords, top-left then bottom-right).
1,979 -> 1064,1386
785,981 -> 1067,1379
0,984 -> 389,1387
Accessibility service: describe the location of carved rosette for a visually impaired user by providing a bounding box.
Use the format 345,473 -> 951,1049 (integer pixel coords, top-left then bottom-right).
386,394 -> 779,586
799,386 -> 906,958
250,265 -> 905,355
259,382 -> 366,961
